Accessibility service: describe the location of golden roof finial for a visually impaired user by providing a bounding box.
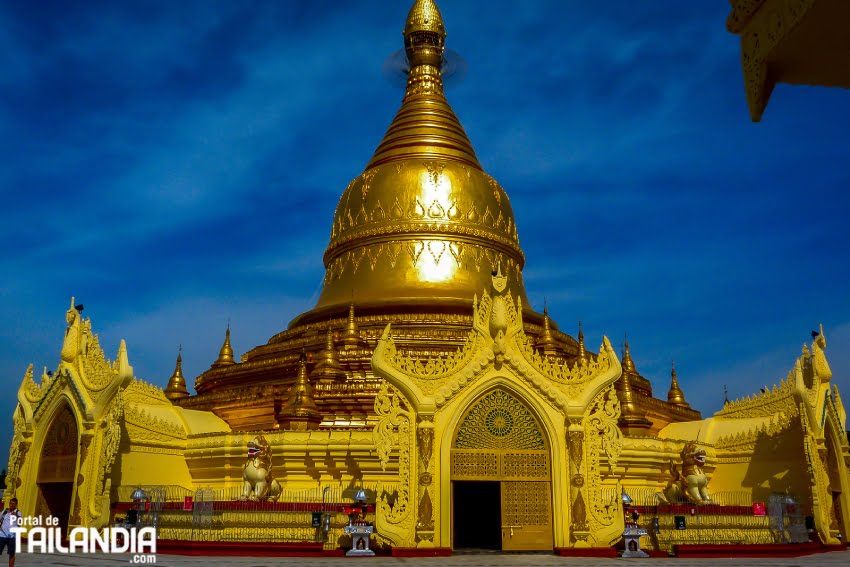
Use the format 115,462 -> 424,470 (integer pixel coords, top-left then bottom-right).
365,0 -> 479,170
622,335 -> 636,374
667,360 -> 689,408
211,322 -> 236,368
404,0 -> 445,38
404,0 -> 446,70
578,320 -> 587,364
277,350 -> 321,430
313,325 -> 345,383
340,302 -> 366,350
536,300 -> 559,356
165,345 -> 190,400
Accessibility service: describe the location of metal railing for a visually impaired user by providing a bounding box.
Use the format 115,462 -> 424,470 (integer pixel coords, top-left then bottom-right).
115,483 -> 388,550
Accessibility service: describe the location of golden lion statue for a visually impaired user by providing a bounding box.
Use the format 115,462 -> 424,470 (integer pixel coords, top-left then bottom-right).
240,435 -> 282,502
657,441 -> 711,505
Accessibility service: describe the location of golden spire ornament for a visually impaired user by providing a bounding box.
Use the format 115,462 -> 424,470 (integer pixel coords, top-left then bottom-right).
164,346 -> 190,400
667,360 -> 690,408
313,326 -> 345,384
577,321 -> 588,364
536,302 -> 559,356
340,303 -> 366,350
211,322 -> 236,368
621,337 -> 636,374
277,351 -> 322,430
616,337 -> 651,434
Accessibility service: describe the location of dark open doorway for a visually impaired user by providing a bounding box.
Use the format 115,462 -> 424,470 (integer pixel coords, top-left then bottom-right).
453,481 -> 501,550
37,482 -> 73,536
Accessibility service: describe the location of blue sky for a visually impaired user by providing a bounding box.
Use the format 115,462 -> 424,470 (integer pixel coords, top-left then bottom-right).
2,1 -> 849,463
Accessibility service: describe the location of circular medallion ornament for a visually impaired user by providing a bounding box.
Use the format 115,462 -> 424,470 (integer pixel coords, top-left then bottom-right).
485,408 -> 514,437
419,472 -> 433,486
571,474 -> 585,487
454,389 -> 544,450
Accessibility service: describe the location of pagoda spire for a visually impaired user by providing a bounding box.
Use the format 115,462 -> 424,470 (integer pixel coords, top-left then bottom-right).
667,360 -> 689,408
615,336 -> 652,434
366,0 -> 480,169
277,351 -> 322,430
165,346 -> 190,401
211,322 -> 236,368
536,301 -> 559,356
577,320 -> 587,364
621,337 -> 636,374
340,302 -> 366,350
313,326 -> 346,384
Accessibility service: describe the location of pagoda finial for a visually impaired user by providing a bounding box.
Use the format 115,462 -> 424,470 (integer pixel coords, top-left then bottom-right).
277,350 -> 322,430
667,360 -> 689,408
313,325 -> 346,384
211,323 -> 236,368
404,0 -> 446,68
341,302 -> 366,350
536,300 -> 559,356
622,335 -> 636,374
615,335 -> 651,433
165,346 -> 190,401
577,320 -> 587,364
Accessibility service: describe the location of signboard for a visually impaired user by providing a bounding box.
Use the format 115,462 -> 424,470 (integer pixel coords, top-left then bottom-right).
312,512 -> 323,528
183,496 -> 194,511
674,515 -> 686,530
752,502 -> 766,516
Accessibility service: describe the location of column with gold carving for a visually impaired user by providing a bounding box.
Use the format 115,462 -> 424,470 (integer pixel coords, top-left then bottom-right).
567,419 -> 590,546
415,420 -> 435,545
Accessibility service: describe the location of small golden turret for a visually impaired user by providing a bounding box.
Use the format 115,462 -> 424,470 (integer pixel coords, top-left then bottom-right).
621,337 -> 636,374
577,321 -> 587,364
667,360 -> 690,408
277,351 -> 322,430
616,339 -> 652,434
536,303 -> 559,356
165,347 -> 190,401
340,303 -> 367,350
312,326 -> 346,384
211,323 -> 236,368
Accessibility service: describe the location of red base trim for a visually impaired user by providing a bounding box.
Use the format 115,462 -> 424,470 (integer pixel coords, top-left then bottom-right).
674,542 -> 846,558
156,540 -> 326,557
391,547 -> 453,557
554,547 -> 618,557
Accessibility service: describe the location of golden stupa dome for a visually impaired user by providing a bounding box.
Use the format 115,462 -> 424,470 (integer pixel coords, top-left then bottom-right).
313,0 -> 527,314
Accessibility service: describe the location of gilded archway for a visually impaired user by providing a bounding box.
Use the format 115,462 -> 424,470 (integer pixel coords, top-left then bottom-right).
35,403 -> 79,534
450,388 -> 553,551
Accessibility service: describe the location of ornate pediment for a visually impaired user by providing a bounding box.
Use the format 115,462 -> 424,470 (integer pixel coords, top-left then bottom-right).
372,269 -> 621,419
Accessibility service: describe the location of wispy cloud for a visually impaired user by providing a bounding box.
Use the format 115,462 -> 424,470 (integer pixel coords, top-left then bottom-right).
2,0 -> 849,457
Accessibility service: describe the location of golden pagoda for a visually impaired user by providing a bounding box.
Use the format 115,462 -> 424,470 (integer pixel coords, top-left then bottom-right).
6,0 -> 849,556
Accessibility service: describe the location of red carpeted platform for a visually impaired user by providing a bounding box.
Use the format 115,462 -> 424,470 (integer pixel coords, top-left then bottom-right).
554,546 -> 618,557
391,547 -> 453,556
156,539 -> 330,556
674,541 -> 847,558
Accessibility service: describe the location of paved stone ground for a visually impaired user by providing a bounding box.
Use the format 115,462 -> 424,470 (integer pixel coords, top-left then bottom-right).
9,549 -> 850,567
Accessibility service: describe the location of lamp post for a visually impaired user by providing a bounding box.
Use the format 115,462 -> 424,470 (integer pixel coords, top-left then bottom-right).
621,491 -> 649,558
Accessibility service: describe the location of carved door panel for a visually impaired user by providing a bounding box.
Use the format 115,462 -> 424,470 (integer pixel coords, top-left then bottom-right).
500,481 -> 553,551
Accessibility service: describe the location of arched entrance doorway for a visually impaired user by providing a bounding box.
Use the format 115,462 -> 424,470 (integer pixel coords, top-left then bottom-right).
450,389 -> 553,551
36,404 -> 78,536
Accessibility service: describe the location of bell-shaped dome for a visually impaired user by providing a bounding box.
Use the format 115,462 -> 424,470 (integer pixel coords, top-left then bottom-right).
313,0 -> 528,314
